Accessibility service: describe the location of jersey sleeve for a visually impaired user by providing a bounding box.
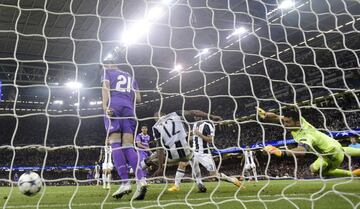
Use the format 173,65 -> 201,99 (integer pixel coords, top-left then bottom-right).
153,127 -> 161,139
297,134 -> 315,151
135,134 -> 141,142
203,123 -> 215,137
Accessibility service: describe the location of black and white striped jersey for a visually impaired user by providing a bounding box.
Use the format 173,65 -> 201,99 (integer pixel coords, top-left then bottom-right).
153,112 -> 191,160
192,121 -> 215,154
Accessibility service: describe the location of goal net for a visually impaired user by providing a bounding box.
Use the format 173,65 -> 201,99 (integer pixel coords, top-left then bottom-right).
0,0 -> 360,208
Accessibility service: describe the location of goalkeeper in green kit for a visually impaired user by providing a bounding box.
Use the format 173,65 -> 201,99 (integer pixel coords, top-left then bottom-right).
257,107 -> 360,177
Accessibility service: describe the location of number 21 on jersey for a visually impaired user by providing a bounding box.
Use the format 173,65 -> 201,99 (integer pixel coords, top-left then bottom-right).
115,75 -> 132,92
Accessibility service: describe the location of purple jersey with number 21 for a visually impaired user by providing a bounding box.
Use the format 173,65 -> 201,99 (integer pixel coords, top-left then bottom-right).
103,68 -> 139,134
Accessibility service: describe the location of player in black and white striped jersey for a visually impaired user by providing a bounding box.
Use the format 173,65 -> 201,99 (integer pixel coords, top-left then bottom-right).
241,146 -> 259,182
151,110 -> 222,178
168,116 -> 243,192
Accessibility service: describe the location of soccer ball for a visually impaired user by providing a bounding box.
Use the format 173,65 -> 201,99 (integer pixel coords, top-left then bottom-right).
18,172 -> 43,196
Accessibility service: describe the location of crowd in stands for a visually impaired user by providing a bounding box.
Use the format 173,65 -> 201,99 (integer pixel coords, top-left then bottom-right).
0,92 -> 359,184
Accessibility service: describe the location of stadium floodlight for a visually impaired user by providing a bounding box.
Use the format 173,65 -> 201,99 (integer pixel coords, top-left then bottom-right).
65,81 -> 83,89
194,48 -> 210,58
226,27 -> 248,39
122,20 -> 151,45
147,6 -> 164,21
53,100 -> 63,105
278,0 -> 295,9
170,64 -> 183,73
89,101 -> 96,106
74,103 -> 79,107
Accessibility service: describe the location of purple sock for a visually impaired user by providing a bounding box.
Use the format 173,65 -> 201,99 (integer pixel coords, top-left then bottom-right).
123,147 -> 145,180
111,143 -> 129,183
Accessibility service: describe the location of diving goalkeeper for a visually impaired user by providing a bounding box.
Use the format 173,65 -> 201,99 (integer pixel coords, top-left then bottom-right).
257,107 -> 360,177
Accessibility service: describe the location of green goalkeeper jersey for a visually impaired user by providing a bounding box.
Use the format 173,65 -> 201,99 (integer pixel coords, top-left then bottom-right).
290,117 -> 342,154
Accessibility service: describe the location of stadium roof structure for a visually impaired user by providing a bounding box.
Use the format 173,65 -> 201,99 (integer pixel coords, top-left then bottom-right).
0,0 -> 359,116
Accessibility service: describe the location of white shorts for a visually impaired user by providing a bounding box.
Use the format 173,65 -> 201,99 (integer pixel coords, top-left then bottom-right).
244,163 -> 256,171
193,152 -> 216,172
102,162 -> 114,170
94,173 -> 100,179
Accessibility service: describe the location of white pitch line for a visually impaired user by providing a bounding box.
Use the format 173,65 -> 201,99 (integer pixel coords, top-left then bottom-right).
3,193 -> 329,209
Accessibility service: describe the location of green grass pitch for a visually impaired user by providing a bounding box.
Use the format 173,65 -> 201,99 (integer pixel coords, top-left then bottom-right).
1,179 -> 359,209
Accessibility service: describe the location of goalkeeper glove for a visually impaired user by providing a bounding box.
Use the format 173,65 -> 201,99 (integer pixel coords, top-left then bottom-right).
263,145 -> 282,157
256,107 -> 266,119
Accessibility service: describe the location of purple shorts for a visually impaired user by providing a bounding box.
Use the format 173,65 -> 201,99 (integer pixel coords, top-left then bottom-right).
139,151 -> 149,161
104,106 -> 136,135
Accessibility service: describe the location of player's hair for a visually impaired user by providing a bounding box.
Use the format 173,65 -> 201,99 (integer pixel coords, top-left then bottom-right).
283,107 -> 300,122
154,111 -> 166,117
141,124 -> 148,128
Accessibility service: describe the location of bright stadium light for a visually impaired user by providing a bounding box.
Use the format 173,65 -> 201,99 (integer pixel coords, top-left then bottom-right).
194,48 -> 210,58
89,101 -> 96,106
74,102 -> 79,107
122,20 -> 151,45
278,0 -> 295,9
170,64 -> 183,73
226,27 -> 248,39
65,81 -> 83,89
53,100 -> 63,105
147,6 -> 164,21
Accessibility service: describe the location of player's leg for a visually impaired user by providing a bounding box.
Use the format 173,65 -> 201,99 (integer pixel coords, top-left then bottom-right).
251,165 -> 258,182
102,170 -> 107,189
310,153 -> 352,177
104,116 -> 130,185
187,155 -> 207,192
120,113 -> 147,200
343,147 -> 360,157
107,171 -> 112,189
199,154 -> 242,188
169,161 -> 188,192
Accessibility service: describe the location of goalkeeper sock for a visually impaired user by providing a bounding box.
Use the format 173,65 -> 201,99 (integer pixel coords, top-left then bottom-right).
111,143 -> 129,183
174,169 -> 185,187
107,174 -> 112,186
219,172 -> 236,184
325,169 -> 352,177
102,173 -> 106,186
343,147 -> 360,157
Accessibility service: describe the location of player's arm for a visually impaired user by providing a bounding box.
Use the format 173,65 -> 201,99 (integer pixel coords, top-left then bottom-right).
135,135 -> 148,150
254,153 -> 260,166
264,145 -> 307,157
240,155 -> 244,166
194,123 -> 214,143
285,145 -> 307,157
133,79 -> 141,103
98,147 -> 103,162
102,79 -> 114,117
135,91 -> 141,103
256,107 -> 283,123
183,110 -> 223,121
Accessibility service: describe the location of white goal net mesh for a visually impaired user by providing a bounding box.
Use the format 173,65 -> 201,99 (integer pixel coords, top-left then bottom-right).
0,0 -> 360,208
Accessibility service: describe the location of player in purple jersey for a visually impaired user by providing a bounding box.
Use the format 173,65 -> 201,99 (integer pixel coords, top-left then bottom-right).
136,125 -> 151,160
135,125 -> 152,176
102,54 -> 147,200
